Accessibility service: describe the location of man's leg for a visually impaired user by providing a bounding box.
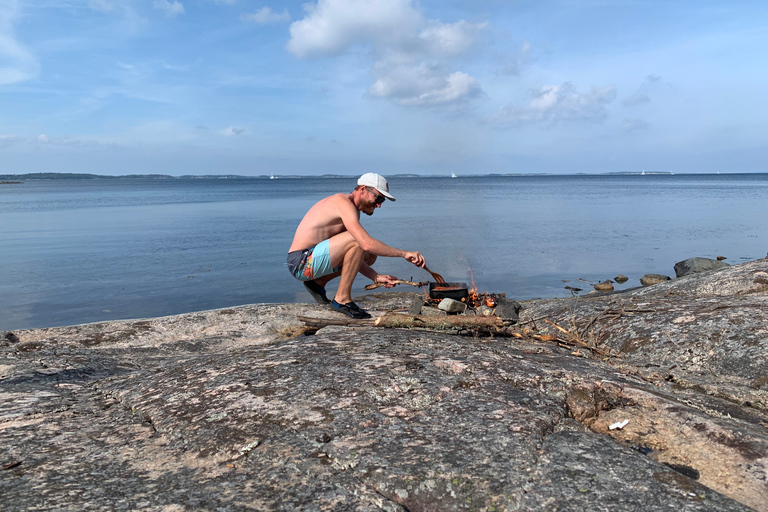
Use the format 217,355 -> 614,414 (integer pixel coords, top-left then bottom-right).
315,252 -> 375,290
325,232 -> 364,304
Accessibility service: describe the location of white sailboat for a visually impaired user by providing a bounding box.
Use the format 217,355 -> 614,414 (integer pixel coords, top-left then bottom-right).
451,172 -> 457,178
270,174 -> 276,180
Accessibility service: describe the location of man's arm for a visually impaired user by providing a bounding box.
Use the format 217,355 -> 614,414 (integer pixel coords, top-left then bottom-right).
334,196 -> 426,272
336,196 -> 409,258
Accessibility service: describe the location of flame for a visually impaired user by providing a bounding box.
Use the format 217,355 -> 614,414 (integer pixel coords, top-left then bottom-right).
466,265 -> 498,308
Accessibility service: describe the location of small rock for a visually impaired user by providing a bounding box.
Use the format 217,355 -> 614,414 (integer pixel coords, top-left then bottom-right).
494,298 -> 521,322
475,305 -> 494,316
420,306 -> 447,316
438,298 -> 467,314
593,280 -> 614,292
3,332 -> 20,343
717,255 -> 726,261
640,274 -> 671,286
614,275 -> 629,284
674,257 -> 729,278
409,297 -> 424,315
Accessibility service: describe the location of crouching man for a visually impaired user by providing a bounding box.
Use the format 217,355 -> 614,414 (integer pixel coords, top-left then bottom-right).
286,173 -> 426,319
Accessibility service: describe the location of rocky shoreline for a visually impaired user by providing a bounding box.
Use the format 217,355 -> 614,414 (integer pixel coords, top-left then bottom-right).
2,258 -> 767,511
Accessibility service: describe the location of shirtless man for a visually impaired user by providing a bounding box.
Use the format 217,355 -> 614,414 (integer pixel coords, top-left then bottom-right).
287,173 -> 426,319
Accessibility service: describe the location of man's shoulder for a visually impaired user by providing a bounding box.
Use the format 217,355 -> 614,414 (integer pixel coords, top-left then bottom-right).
307,192 -> 355,217
323,192 -> 355,208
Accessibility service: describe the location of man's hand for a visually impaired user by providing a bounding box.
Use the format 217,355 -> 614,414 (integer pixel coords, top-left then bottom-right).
376,274 -> 399,288
404,251 -> 425,268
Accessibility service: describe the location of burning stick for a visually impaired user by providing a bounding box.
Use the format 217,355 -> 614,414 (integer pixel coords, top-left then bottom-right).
365,280 -> 429,290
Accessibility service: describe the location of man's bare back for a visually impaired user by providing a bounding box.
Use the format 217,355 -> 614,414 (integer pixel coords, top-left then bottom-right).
289,193 -> 357,253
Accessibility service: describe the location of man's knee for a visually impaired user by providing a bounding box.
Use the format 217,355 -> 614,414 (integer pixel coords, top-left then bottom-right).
364,252 -> 377,265
347,240 -> 364,258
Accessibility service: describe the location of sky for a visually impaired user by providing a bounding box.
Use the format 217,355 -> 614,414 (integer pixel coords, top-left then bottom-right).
1,0 -> 767,176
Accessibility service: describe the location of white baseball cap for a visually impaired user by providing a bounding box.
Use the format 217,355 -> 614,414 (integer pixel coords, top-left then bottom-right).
357,173 -> 396,201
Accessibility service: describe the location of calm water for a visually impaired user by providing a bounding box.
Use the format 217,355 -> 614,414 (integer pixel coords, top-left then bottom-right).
1,174 -> 767,330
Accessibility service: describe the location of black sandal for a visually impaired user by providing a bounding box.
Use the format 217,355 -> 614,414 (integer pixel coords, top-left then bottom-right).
304,280 -> 330,304
331,300 -> 371,319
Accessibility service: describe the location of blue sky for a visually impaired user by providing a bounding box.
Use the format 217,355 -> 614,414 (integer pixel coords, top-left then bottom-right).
1,0 -> 767,175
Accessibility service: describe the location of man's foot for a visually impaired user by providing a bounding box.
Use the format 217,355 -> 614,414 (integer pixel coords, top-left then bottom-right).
304,280 -> 331,304
331,300 -> 372,319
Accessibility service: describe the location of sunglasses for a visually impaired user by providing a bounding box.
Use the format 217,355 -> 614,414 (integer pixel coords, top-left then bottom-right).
367,187 -> 386,205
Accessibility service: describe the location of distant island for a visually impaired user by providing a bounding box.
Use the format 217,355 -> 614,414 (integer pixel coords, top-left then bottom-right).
604,171 -> 674,175
1,171 -> 762,181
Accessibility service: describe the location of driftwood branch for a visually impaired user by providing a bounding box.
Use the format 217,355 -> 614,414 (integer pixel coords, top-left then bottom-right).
374,314 -> 503,330
298,314 -> 502,331
364,280 -> 429,290
297,314 -> 607,356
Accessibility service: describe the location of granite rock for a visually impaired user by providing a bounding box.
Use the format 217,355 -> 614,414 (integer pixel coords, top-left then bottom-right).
674,257 -> 730,278
2,263 -> 767,511
437,297 -> 468,313
494,298 -> 521,322
640,273 -> 672,286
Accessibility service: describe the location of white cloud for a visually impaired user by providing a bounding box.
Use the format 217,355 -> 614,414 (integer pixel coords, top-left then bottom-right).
35,134 -> 98,146
287,0 -> 423,59
489,82 -> 617,125
286,0 -> 485,106
154,0 -> 184,18
223,126 -> 246,135
241,7 -> 290,24
0,0 -> 40,84
0,134 -> 24,147
418,20 -> 485,57
370,63 -> 481,106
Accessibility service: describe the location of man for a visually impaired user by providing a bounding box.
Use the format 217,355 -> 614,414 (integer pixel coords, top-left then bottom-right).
287,173 -> 426,319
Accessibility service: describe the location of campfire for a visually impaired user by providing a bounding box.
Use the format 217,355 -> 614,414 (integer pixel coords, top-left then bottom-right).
422,268 -> 505,313
364,268 -> 508,315
423,285 -> 505,311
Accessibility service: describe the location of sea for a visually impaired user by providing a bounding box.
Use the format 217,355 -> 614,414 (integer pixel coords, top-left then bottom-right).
2,174 -> 767,331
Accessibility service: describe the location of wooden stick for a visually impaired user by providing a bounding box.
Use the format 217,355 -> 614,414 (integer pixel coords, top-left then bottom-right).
297,314 -> 502,331
364,280 -> 429,290
297,314 -> 608,356
544,319 -> 572,335
374,314 -> 503,330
